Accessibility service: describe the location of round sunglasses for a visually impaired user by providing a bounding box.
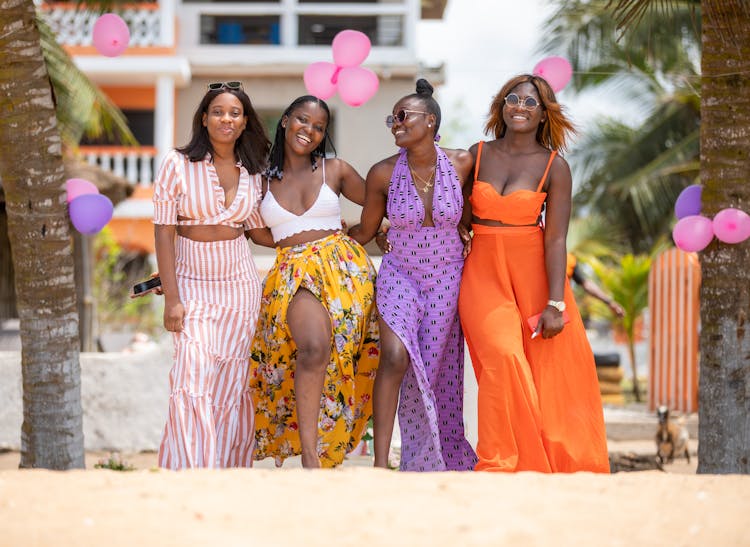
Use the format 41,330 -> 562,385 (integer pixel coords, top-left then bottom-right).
504,93 -> 540,110
385,109 -> 429,128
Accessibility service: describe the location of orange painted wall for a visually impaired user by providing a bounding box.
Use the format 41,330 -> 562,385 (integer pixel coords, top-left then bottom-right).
100,86 -> 155,110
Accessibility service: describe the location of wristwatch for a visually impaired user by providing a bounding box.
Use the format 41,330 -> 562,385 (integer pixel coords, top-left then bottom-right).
547,299 -> 566,312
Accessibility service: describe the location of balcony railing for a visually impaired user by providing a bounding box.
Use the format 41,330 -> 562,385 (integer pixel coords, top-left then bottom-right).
80,146 -> 157,186
39,3 -> 169,48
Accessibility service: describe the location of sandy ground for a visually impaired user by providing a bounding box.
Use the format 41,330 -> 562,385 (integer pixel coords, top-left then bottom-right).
3,443 -> 747,546
1,466 -> 747,547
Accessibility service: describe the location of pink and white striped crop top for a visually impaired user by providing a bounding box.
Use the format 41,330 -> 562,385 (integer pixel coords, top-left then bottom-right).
153,149 -> 264,230
260,160 -> 342,243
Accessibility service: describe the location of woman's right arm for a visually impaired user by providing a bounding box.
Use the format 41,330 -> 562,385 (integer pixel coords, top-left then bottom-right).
154,224 -> 184,332
458,143 -> 479,256
347,161 -> 389,245
152,150 -> 184,332
247,227 -> 276,247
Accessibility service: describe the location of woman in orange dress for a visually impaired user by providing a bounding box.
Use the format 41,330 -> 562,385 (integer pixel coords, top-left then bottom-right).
458,74 -> 609,473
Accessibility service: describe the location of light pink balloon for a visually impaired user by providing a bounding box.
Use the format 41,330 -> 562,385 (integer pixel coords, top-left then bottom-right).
672,215 -> 714,252
303,62 -> 339,99
65,178 -> 99,204
533,56 -> 573,92
337,67 -> 379,107
92,14 -> 130,57
332,30 -> 371,68
712,208 -> 750,244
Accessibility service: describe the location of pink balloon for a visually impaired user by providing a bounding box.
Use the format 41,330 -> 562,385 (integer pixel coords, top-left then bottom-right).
69,194 -> 113,235
712,208 -> 750,244
533,56 -> 573,92
337,67 -> 379,107
303,62 -> 339,99
672,215 -> 714,252
65,178 -> 99,204
92,14 -> 130,57
332,30 -> 371,68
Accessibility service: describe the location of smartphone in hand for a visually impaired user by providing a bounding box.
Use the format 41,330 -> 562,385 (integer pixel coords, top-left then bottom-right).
527,310 -> 570,338
131,276 -> 161,297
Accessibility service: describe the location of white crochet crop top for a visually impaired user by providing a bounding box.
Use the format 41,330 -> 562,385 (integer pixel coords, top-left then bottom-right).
260,159 -> 342,243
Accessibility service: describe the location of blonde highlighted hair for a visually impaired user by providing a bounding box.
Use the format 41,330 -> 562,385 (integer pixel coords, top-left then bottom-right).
484,74 -> 576,152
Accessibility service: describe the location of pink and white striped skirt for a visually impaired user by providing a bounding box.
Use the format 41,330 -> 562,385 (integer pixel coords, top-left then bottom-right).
158,235 -> 261,470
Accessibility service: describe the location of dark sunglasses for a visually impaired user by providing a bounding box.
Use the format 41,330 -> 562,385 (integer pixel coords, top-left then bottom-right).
504,93 -> 540,110
385,109 -> 429,128
207,81 -> 243,91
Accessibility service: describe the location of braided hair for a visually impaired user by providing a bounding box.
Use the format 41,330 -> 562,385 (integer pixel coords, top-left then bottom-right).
265,95 -> 337,180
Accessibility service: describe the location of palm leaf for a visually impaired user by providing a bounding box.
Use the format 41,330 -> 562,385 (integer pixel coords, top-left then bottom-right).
37,9 -> 136,148
567,214 -> 627,265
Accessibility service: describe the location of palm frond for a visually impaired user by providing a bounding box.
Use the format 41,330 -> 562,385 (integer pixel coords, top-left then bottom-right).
567,214 -> 628,264
37,11 -> 136,148
541,0 -> 700,92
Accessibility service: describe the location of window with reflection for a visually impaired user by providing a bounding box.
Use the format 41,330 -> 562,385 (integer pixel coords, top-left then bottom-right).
299,15 -> 402,46
201,15 -> 281,45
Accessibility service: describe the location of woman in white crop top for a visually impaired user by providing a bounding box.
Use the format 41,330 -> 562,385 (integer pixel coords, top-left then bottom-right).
151,82 -> 271,470
248,96 -> 380,468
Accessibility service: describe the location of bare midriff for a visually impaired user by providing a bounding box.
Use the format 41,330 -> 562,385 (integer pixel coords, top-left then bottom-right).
274,228 -> 338,249
176,218 -> 245,241
472,216 -> 538,228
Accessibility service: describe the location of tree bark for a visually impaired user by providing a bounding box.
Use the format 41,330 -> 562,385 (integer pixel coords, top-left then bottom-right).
627,339 -> 641,402
0,0 -> 84,469
698,0 -> 750,474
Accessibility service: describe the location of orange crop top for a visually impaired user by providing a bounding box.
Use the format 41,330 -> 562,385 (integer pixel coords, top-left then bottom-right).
469,141 -> 556,226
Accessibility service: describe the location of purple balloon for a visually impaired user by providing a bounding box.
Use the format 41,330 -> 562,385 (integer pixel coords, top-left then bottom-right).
674,184 -> 702,219
69,194 -> 114,235
672,214 -> 713,252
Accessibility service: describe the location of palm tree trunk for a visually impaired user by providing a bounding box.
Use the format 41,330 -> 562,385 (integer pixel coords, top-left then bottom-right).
0,0 -> 84,469
698,0 -> 750,474
627,339 -> 641,402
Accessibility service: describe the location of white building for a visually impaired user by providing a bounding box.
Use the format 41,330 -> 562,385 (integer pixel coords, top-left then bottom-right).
41,0 -> 448,253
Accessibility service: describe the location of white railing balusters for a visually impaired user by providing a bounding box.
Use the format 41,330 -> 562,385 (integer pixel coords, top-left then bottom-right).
79,146 -> 157,187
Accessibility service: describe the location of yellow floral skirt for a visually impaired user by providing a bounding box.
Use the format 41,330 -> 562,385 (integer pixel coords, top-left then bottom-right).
250,232 -> 379,467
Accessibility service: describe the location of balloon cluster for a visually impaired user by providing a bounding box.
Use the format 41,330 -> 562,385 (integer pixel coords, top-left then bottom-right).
303,30 -> 379,107
92,13 -> 130,57
532,56 -> 573,92
66,179 -> 114,235
672,184 -> 750,252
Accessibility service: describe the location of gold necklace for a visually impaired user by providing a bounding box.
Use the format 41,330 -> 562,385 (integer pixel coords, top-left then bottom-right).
408,162 -> 436,194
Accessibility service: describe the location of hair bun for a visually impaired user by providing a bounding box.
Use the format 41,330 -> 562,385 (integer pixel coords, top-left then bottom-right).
415,78 -> 434,97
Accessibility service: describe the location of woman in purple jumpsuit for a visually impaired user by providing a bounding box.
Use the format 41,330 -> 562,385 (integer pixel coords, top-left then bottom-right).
349,80 -> 477,471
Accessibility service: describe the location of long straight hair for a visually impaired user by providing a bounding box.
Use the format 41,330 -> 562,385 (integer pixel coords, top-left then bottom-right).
177,87 -> 270,174
484,74 -> 576,152
265,95 -> 337,181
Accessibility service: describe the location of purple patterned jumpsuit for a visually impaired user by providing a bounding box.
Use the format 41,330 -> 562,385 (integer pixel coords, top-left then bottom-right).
376,145 -> 478,471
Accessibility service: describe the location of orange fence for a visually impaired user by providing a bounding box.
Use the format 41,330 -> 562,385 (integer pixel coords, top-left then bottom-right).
648,248 -> 701,413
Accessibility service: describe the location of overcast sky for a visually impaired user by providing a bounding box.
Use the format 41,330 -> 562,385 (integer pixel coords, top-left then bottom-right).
416,0 -> 615,150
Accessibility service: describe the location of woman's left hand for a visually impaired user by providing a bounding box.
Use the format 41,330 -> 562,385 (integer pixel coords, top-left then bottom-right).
533,307 -> 565,339
458,224 -> 472,257
374,227 -> 391,254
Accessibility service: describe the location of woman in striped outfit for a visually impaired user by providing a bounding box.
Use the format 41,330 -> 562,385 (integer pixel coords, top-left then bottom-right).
152,82 -> 270,469
249,96 -> 379,469
348,80 -> 477,471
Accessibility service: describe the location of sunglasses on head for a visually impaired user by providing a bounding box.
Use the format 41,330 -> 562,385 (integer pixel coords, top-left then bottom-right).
385,109 -> 429,128
207,81 -> 243,91
504,93 -> 540,110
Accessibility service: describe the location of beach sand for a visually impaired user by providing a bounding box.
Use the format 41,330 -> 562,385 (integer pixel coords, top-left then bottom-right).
1,447 -> 747,546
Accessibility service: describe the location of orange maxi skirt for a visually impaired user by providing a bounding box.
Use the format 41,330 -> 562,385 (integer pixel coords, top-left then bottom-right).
458,224 -> 609,473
